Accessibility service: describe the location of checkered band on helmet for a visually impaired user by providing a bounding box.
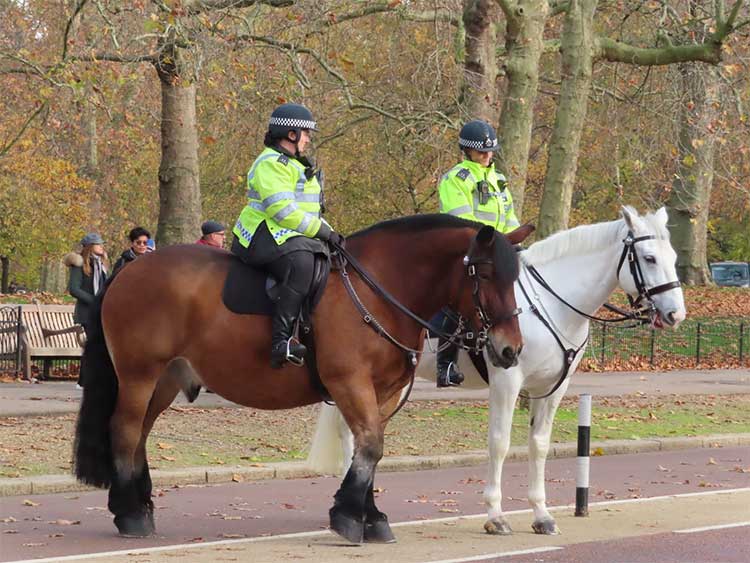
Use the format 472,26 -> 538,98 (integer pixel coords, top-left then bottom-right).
267,103 -> 318,139
268,116 -> 317,130
458,120 -> 499,153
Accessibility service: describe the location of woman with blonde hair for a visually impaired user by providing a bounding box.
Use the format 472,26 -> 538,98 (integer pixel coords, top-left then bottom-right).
64,233 -> 108,388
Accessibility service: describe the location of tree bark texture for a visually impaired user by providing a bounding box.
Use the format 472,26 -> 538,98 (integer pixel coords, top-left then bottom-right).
461,0 -> 500,121
667,63 -> 721,285
536,0 -> 598,238
495,0 -> 549,217
155,35 -> 202,246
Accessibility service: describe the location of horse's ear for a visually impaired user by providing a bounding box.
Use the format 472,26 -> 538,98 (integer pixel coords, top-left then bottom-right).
654,207 -> 668,226
475,225 -> 496,247
505,223 -> 535,245
621,206 -> 640,231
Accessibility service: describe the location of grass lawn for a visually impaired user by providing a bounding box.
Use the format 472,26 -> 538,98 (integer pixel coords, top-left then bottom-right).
1,394 -> 748,479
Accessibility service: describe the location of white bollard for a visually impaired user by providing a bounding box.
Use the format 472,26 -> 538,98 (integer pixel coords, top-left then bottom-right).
575,393 -> 592,517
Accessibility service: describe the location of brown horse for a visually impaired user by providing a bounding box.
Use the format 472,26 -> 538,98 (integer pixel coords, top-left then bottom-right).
73,214 -> 529,544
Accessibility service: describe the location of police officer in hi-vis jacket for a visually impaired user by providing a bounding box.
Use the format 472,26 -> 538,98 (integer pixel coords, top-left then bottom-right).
231,103 -> 344,369
435,119 -> 520,387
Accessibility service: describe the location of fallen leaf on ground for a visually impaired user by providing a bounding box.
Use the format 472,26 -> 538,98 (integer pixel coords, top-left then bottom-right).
22,500 -> 39,507
47,519 -> 80,526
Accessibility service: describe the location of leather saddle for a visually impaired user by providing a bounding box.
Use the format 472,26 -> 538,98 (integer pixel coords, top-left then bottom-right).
222,253 -> 330,317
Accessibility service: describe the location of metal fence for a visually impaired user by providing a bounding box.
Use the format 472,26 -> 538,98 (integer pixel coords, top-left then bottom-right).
581,317 -> 748,370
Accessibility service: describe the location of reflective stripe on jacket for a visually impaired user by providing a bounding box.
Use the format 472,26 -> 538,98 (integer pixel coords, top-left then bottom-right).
438,159 -> 520,234
233,147 -> 327,247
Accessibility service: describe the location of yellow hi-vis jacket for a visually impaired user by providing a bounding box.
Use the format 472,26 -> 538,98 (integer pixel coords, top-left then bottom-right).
438,159 -> 520,233
233,147 -> 328,247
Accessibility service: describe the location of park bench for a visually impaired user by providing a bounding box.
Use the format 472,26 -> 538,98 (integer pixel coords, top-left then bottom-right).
18,304 -> 84,380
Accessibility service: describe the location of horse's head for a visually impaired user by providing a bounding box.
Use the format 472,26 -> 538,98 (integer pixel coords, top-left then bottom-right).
619,207 -> 686,328
462,225 -> 526,368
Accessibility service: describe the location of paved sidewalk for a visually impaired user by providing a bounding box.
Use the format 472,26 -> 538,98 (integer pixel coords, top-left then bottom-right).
0,369 -> 748,417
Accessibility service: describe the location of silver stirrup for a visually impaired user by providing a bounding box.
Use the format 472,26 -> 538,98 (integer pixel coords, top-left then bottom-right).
285,338 -> 305,367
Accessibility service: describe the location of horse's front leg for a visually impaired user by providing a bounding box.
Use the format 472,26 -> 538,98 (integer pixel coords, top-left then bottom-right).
329,389 -> 384,544
483,367 -> 522,535
527,384 -> 569,535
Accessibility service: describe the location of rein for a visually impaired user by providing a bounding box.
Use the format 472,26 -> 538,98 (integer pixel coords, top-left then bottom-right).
331,240 -> 519,422
510,230 -> 681,399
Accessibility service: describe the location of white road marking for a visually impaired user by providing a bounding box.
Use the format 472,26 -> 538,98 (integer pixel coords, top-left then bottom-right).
6,487 -> 750,563
674,521 -> 750,534
422,547 -> 564,563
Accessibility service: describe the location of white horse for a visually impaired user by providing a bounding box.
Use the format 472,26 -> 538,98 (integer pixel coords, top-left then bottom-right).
306,206 -> 686,535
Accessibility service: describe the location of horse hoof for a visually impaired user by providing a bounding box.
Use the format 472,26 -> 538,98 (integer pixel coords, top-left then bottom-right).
531,518 -> 559,535
484,517 -> 513,535
364,517 -> 396,543
329,507 -> 364,544
115,512 -> 155,538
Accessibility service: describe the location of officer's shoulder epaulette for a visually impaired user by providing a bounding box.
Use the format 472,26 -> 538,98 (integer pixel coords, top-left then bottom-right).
455,168 -> 471,181
277,154 -> 289,165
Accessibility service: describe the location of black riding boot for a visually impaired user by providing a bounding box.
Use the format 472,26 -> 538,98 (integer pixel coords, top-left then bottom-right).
436,338 -> 464,387
270,287 -> 308,369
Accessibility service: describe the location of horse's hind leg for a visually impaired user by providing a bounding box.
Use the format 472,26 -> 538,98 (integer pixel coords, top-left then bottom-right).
528,385 -> 568,535
107,369 -> 163,537
132,376 -> 181,535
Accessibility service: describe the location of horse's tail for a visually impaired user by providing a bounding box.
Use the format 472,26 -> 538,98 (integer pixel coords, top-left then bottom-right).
73,281 -> 118,488
306,404 -> 350,476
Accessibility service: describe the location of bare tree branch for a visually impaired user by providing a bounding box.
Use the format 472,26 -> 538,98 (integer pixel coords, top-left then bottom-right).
0,101 -> 48,157
62,0 -> 90,61
183,0 -> 295,14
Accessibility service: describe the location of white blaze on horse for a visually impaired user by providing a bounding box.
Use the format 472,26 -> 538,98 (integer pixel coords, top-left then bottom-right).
307,206 -> 686,536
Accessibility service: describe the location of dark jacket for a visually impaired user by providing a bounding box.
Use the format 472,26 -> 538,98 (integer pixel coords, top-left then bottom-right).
64,253 -> 107,327
112,248 -> 137,275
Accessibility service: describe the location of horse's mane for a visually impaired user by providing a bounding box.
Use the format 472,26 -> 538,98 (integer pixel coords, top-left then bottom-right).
350,213 -> 480,239
523,208 -> 669,266
351,213 -> 518,286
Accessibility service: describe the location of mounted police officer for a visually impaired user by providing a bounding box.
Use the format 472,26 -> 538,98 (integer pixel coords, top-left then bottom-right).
435,119 -> 520,387
231,103 -> 344,369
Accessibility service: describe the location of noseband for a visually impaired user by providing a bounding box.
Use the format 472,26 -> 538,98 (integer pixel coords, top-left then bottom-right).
463,256 -> 521,354
616,231 -> 681,315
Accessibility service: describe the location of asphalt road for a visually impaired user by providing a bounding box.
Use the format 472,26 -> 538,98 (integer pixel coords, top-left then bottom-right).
1,446 -> 748,562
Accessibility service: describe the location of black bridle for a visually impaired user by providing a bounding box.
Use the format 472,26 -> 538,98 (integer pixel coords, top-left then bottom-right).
334,245 -> 520,362
470,229 -> 681,399
615,231 -> 682,316
332,242 -> 519,421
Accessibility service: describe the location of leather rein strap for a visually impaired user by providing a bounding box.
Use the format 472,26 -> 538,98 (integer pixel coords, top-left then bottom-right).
469,230 -> 681,399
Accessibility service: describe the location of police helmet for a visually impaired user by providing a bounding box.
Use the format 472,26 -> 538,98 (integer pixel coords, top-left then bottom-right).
267,103 -> 318,140
458,120 -> 499,153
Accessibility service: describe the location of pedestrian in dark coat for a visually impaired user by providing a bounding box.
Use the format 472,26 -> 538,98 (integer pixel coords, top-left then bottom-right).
63,233 -> 108,388
112,227 -> 151,274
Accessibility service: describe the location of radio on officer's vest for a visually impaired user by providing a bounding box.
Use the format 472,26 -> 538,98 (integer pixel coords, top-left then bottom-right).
477,180 -> 490,205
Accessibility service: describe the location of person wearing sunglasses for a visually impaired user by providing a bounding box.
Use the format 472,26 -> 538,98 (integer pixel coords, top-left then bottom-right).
112,226 -> 152,274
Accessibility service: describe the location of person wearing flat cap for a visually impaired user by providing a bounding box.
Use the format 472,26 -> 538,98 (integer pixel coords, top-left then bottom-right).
63,233 -> 109,387
196,220 -> 226,248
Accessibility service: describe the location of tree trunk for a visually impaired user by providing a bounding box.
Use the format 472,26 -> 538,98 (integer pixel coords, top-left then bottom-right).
154,40 -> 202,246
536,0 -> 598,238
82,99 -> 101,225
667,63 -> 721,285
461,0 -> 500,121
495,0 -> 548,217
1,256 -> 9,294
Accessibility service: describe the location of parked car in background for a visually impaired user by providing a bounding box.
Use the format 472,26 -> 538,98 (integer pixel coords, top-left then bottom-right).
709,261 -> 750,287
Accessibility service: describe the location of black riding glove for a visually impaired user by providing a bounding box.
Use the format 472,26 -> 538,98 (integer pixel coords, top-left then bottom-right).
328,231 -> 346,249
